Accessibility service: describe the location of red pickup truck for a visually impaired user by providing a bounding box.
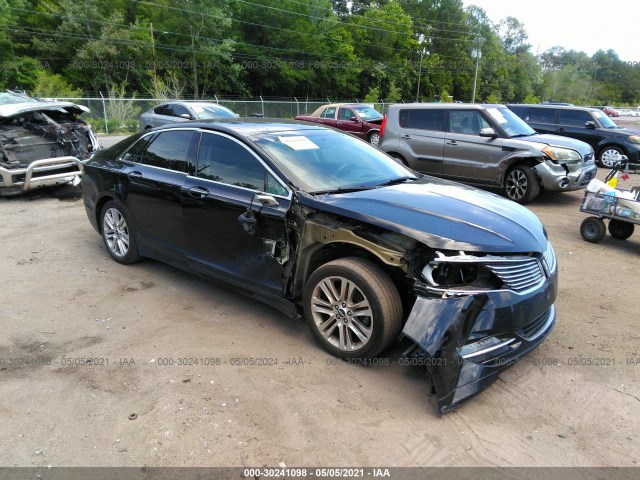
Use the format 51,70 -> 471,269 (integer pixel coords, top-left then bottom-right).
294,103 -> 384,147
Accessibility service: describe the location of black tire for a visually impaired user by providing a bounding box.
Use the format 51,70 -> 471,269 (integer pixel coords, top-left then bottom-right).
580,217 -> 606,243
388,153 -> 409,167
504,165 -> 540,204
100,199 -> 141,264
368,130 -> 381,148
303,257 -> 403,359
598,146 -> 624,168
608,218 -> 634,240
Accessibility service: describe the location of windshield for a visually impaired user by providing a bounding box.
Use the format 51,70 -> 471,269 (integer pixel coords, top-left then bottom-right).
592,110 -> 618,129
254,130 -> 416,193
485,107 -> 536,137
190,104 -> 238,119
353,106 -> 383,121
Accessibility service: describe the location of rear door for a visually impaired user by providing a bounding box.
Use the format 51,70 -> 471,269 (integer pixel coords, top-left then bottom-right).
397,108 -> 445,174
443,109 -> 504,184
182,131 -> 291,298
120,129 -> 197,265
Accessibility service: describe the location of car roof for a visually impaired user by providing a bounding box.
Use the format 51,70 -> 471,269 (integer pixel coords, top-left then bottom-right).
508,104 -> 600,113
388,103 -> 504,110
150,118 -> 326,137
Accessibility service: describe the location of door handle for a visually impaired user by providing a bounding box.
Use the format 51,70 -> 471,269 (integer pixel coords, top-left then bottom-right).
188,186 -> 209,198
558,128 -> 565,132
402,134 -> 411,139
337,121 -> 343,125
127,171 -> 142,179
446,141 -> 458,146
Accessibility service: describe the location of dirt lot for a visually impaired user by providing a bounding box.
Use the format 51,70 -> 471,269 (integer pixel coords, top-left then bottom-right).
0,159 -> 639,469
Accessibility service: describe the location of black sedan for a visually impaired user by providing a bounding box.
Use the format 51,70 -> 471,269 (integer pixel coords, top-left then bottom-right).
82,120 -> 558,413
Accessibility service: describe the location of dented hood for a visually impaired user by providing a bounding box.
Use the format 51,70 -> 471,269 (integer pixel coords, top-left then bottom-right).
298,178 -> 547,253
0,101 -> 89,119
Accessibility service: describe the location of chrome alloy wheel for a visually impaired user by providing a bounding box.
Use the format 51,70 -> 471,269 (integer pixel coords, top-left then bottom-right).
310,276 -> 373,352
103,208 -> 130,257
506,169 -> 528,201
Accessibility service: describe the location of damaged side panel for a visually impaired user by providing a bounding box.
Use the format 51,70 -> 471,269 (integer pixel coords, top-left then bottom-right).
288,209 -> 418,300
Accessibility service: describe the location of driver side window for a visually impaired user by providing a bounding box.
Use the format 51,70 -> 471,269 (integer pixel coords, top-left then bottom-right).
197,133 -> 287,196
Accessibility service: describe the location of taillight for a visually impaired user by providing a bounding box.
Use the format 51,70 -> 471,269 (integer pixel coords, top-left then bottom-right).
380,114 -> 387,138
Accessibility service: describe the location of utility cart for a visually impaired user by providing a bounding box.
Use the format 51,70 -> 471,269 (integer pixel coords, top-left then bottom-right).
579,160 -> 640,243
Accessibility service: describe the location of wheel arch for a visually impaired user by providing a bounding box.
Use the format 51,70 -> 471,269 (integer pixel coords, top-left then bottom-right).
95,193 -> 124,233
499,157 -> 542,185
292,240 -> 412,313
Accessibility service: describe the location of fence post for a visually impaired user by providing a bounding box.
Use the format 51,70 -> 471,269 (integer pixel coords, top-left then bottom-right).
260,96 -> 264,116
215,95 -> 219,104
99,92 -> 108,134
294,97 -> 299,117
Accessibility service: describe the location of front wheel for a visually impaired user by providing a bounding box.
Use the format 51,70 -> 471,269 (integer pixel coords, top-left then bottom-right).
580,217 -> 606,243
608,219 -> 634,240
598,146 -> 624,168
100,200 -> 141,264
368,131 -> 380,148
303,257 -> 403,359
504,165 -> 540,204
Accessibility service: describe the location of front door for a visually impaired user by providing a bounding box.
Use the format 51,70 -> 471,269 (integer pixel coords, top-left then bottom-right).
443,110 -> 504,184
182,131 -> 291,298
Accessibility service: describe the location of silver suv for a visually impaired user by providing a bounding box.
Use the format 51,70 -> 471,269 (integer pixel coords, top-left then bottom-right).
379,103 -> 597,203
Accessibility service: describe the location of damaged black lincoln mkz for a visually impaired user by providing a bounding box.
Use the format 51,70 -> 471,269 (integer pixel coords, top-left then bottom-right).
81,120 -> 558,413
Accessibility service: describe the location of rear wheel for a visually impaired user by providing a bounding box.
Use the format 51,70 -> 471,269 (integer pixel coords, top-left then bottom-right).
580,217 -> 606,243
504,165 -> 540,204
608,219 -> 634,240
100,200 -> 141,264
304,257 -> 403,359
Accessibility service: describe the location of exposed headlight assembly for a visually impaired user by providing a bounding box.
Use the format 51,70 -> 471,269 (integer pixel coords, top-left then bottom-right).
421,252 -> 502,293
542,146 -> 581,163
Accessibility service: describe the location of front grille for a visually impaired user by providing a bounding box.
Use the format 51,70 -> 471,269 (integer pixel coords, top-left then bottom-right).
486,258 -> 544,292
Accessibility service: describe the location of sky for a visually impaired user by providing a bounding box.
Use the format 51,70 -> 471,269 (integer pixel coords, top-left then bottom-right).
463,0 -> 637,61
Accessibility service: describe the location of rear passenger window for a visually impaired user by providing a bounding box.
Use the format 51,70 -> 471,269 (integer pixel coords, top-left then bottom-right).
321,107 -> 336,119
139,130 -> 194,172
558,110 -> 592,126
399,109 -> 445,131
525,108 -> 557,124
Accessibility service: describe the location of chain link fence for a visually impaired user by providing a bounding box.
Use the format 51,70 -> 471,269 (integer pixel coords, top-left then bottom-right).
56,97 -> 394,134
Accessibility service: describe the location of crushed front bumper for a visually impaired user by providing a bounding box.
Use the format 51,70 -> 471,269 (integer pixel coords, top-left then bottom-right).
0,156 -> 84,196
534,159 -> 597,192
401,250 -> 558,414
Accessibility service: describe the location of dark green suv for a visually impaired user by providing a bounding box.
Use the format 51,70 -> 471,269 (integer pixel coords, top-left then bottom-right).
508,104 -> 640,168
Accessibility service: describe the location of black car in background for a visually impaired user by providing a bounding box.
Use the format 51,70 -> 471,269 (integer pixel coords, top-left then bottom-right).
81,120 -> 557,413
508,104 -> 640,167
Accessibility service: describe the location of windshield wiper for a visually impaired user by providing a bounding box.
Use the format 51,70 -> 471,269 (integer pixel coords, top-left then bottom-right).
374,176 -> 418,187
310,186 -> 374,195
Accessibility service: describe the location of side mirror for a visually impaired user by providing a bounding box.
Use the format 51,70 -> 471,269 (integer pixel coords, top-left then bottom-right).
256,194 -> 279,207
479,127 -> 498,138
179,113 -> 193,120
585,121 -> 596,128
237,194 -> 279,235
